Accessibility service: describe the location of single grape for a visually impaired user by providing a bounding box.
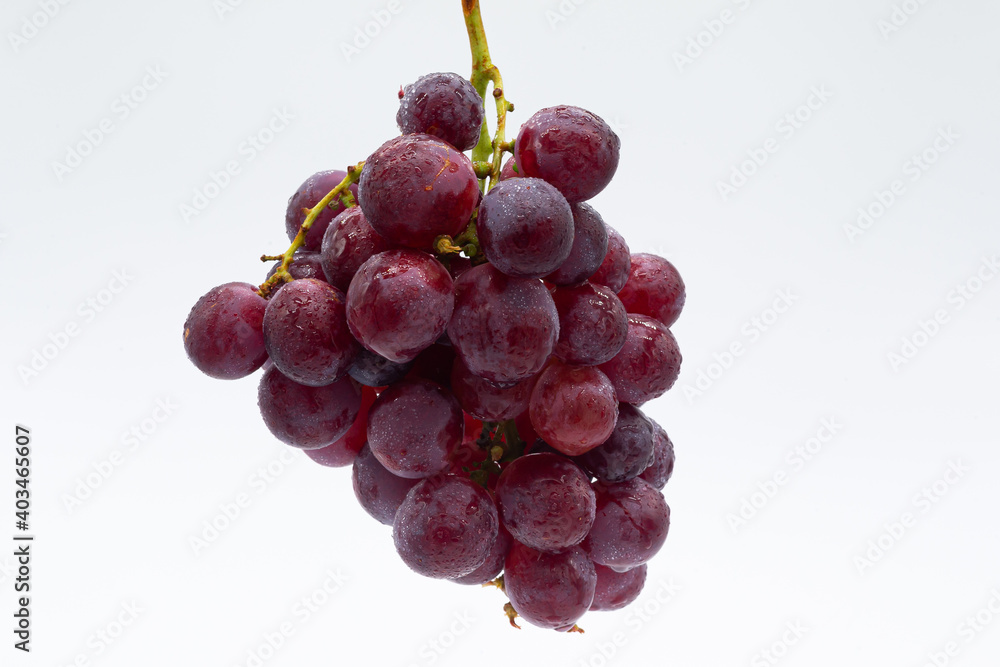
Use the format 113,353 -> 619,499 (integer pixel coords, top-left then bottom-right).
499,155 -> 520,181
495,453 -> 596,552
285,170 -> 359,252
447,263 -> 559,383
575,403 -> 654,484
590,563 -> 647,611
367,378 -> 463,478
183,282 -> 267,379
529,359 -> 619,456
304,386 -> 377,467
257,366 -> 362,449
358,134 -> 479,250
476,178 -> 574,279
319,206 -> 392,292
583,477 -> 670,572
552,282 -> 628,366
504,541 -> 596,630
617,254 -> 686,328
346,249 -> 454,363
348,348 -> 413,387
515,105 -> 620,203
393,474 -> 499,579
453,524 -> 512,585
450,355 -> 536,422
639,420 -> 675,490
352,442 -> 420,525
265,251 -> 328,293
546,203 -> 608,286
263,278 -> 358,386
396,72 -> 485,152
599,314 -> 681,405
590,225 -> 631,293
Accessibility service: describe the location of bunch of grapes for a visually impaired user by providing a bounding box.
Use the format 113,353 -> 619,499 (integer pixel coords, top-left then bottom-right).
183,12 -> 684,632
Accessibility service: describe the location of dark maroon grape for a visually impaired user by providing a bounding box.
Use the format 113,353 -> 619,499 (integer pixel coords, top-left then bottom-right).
285,170 -> 359,252
476,178 -> 574,278
552,282 -> 628,366
453,524 -> 512,585
257,366 -> 362,449
495,453 -> 596,552
183,282 -> 267,379
590,563 -> 647,611
618,254 -> 686,328
599,314 -> 681,405
447,263 -> 559,384
304,386 -> 376,467
590,225 -> 631,293
348,348 -> 413,387
450,356 -> 536,422
499,156 -> 520,181
319,207 -> 392,292
584,477 -> 670,572
346,250 -> 454,363
504,541 -> 596,630
515,105 -> 620,203
529,359 -> 618,457
367,378 -> 463,478
405,343 -> 456,388
352,442 -> 420,525
263,278 -> 359,386
393,474 -> 499,579
265,251 -> 328,293
396,72 -> 485,152
639,421 -> 675,490
358,134 -> 479,250
576,403 -> 654,483
546,203 -> 608,286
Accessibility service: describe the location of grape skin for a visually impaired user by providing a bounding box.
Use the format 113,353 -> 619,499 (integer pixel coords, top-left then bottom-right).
576,403 -> 655,484
348,348 -> 413,387
552,282 -> 628,366
583,477 -> 670,572
504,541 -> 597,630
639,420 -> 675,490
265,251 -> 328,293
257,366 -> 362,449
285,170 -> 359,252
452,524 -> 512,585
183,282 -> 268,380
590,225 -> 631,293
546,203 -> 609,286
617,253 -> 686,328
590,563 -> 647,611
319,207 -> 392,292
304,386 -> 377,467
450,355 -> 536,422
396,72 -> 485,152
599,314 -> 682,405
528,359 -> 619,457
352,442 -> 420,525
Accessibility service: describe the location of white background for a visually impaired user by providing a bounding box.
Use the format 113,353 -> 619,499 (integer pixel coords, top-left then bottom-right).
4,0 -> 1000,665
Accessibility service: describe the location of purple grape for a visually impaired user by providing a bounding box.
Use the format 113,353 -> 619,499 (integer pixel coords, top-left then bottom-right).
348,348 -> 413,387
183,282 -> 267,379
346,250 -> 454,363
265,251 -> 328,292
352,442 -> 420,525
552,282 -> 628,366
590,225 -> 631,293
319,206 -> 392,292
257,366 -> 362,449
546,203 -> 608,286
599,314 -> 682,405
495,453 -> 596,552
618,254 -> 686,328
576,403 -> 654,484
504,541 -> 596,630
285,170 -> 359,252
639,421 -> 675,490
528,359 -> 619,457
450,355 -> 536,422
303,386 -> 376,467
515,105 -> 620,203
393,474 -> 499,579
358,134 -> 479,250
367,378 -> 463,478
263,278 -> 359,386
396,72 -> 485,152
447,263 -> 559,384
453,524 -> 512,585
583,477 -> 670,572
476,178 -> 574,278
590,563 -> 647,611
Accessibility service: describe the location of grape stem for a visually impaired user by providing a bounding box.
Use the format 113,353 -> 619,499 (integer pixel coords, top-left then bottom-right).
256,161 -> 365,298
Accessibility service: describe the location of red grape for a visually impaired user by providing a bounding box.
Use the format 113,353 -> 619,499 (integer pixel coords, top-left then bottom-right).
450,355 -> 536,422
352,442 -> 420,525
590,225 -> 631,293
528,359 -> 619,456
304,386 -> 377,467
617,253 -> 686,328
584,477 -> 670,572
504,541 -> 596,630
396,72 -> 485,152
546,203 -> 608,286
257,366 -> 362,449
285,170 -> 359,252
265,251 -> 328,291
599,314 -> 681,405
590,563 -> 647,611
639,420 -> 675,490
319,206 -> 392,292
183,282 -> 267,379
576,403 -> 654,483
552,282 -> 628,366
348,348 -> 413,387
453,524 -> 512,585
